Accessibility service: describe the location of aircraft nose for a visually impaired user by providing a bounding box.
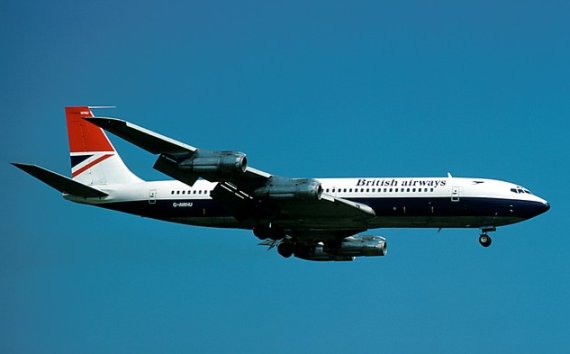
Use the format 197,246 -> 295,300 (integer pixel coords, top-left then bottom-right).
534,199 -> 550,216
522,198 -> 550,219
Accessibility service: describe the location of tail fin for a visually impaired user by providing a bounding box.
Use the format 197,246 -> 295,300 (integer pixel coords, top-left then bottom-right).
66,106 -> 142,185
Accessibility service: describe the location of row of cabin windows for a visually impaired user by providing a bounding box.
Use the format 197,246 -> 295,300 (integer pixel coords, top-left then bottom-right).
171,187 -> 436,196
325,187 -> 435,194
171,190 -> 210,195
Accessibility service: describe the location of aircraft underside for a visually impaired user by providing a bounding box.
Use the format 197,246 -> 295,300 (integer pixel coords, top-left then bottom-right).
98,195 -> 533,230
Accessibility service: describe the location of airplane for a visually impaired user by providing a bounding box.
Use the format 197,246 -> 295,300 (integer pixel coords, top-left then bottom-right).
12,106 -> 550,261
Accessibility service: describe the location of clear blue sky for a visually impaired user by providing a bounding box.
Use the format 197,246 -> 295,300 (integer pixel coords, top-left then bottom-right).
1,1 -> 569,353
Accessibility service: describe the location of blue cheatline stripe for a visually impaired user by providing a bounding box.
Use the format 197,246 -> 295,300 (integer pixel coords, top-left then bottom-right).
94,196 -> 547,225
70,154 -> 93,168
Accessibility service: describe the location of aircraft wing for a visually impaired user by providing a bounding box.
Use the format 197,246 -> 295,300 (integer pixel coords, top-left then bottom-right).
87,117 -> 271,186
86,117 -> 375,227
211,181 -> 375,223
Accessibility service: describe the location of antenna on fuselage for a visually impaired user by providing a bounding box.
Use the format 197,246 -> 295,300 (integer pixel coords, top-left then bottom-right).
447,172 -> 453,178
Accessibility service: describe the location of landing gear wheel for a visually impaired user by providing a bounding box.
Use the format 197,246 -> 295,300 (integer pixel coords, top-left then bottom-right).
479,234 -> 492,247
277,242 -> 294,258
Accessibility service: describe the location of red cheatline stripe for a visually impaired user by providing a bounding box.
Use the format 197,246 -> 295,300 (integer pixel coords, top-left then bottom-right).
72,154 -> 114,177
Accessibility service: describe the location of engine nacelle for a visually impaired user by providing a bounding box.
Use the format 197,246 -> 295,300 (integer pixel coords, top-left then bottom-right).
336,235 -> 387,257
154,150 -> 247,185
253,178 -> 323,201
293,235 -> 387,261
178,151 -> 247,175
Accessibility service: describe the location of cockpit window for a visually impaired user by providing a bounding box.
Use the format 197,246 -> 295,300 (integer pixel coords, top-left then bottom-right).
511,187 -> 533,195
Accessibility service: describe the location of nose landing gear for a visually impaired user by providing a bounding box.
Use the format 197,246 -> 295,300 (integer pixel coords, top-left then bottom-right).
479,227 -> 496,248
479,233 -> 492,247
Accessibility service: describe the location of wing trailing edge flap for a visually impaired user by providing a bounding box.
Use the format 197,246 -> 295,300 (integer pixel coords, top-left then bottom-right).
12,163 -> 108,198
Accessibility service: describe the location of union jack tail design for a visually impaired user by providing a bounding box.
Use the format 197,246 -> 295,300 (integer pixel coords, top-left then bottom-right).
66,106 -> 142,186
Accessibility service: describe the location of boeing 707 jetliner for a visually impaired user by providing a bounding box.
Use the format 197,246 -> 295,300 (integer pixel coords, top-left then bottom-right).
13,107 -> 550,261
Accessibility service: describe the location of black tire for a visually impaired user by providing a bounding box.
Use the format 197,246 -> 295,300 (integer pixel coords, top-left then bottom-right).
277,242 -> 294,258
479,234 -> 492,247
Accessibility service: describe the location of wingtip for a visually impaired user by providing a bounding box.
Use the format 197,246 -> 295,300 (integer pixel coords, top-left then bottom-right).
11,162 -> 29,169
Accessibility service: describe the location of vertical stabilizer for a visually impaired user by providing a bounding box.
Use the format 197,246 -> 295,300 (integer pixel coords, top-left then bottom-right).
66,106 -> 143,185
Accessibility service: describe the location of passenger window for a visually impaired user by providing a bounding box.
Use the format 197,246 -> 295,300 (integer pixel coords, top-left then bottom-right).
389,188 -> 393,192
349,189 -> 352,192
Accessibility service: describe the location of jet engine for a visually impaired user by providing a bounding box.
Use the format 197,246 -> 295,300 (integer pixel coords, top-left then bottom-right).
280,235 -> 387,261
154,150 -> 247,185
253,178 -> 323,201
178,151 -> 247,174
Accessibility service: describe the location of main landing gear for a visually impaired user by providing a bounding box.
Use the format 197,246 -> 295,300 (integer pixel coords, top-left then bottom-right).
479,227 -> 496,248
277,242 -> 294,258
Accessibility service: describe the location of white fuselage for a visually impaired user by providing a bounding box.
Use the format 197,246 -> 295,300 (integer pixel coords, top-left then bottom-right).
66,176 -> 549,231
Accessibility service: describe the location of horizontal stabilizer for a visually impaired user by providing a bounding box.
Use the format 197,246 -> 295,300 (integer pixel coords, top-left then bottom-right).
12,163 -> 108,198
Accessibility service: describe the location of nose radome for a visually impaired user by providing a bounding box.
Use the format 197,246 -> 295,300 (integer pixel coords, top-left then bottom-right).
543,201 -> 550,212
535,199 -> 550,215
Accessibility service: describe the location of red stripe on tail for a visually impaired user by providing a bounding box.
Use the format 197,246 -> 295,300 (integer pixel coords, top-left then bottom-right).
71,153 -> 114,177
65,107 -> 114,153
